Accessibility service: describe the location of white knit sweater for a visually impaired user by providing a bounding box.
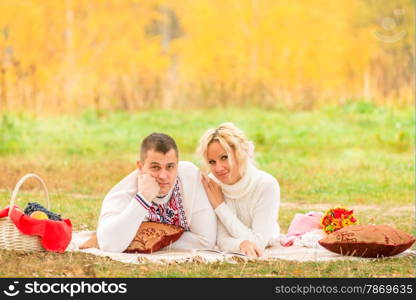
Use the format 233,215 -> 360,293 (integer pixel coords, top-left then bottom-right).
211,163 -> 280,253
96,161 -> 217,252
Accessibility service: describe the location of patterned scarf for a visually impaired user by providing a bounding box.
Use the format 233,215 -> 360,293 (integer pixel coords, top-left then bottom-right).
145,177 -> 190,231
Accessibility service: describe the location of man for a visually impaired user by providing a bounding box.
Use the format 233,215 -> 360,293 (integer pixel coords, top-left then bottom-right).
96,133 -> 217,252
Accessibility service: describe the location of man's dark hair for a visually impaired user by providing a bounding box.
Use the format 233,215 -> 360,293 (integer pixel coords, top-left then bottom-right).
140,133 -> 178,161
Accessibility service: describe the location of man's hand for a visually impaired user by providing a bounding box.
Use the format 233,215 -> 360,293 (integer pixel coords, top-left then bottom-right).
239,240 -> 263,257
201,173 -> 224,209
137,173 -> 160,201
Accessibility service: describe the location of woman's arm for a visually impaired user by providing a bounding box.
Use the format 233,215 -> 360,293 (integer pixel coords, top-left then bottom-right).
215,177 -> 280,250
217,215 -> 265,256
216,218 -> 245,253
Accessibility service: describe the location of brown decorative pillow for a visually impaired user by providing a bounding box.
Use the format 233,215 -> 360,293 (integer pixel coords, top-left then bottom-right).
318,225 -> 416,258
79,221 -> 185,253
124,221 -> 184,254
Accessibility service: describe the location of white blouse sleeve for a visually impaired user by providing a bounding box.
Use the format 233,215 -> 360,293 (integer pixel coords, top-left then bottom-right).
215,177 -> 280,250
216,220 -> 245,253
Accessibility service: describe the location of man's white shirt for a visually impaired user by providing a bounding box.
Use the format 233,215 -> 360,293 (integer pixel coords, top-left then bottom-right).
96,161 -> 217,252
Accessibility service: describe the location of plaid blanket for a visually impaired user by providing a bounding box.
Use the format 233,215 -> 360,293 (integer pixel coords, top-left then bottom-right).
68,231 -> 416,265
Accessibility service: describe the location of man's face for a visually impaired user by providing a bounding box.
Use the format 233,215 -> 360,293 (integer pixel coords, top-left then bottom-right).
137,148 -> 178,195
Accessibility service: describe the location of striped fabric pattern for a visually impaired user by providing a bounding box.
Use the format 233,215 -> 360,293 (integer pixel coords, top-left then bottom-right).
135,193 -> 151,210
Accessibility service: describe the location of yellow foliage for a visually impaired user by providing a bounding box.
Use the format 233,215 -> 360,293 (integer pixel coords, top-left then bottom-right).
0,0 -> 413,112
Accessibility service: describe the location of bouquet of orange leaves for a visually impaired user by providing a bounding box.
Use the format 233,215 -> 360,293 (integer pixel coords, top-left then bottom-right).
321,206 -> 358,234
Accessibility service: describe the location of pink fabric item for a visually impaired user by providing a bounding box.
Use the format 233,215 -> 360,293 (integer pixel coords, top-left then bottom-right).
280,211 -> 323,247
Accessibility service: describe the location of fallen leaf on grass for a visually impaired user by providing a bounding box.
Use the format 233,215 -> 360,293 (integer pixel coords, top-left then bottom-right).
139,266 -> 149,272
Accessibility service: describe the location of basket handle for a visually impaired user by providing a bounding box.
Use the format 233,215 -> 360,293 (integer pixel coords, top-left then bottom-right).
9,173 -> 50,217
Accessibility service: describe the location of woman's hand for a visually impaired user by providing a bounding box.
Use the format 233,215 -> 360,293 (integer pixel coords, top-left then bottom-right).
201,173 -> 224,209
239,240 -> 263,257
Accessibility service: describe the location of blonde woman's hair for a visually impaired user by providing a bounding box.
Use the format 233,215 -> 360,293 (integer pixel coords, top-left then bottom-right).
197,122 -> 254,177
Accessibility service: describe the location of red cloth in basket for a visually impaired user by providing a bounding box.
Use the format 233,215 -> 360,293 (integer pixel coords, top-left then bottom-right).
0,206 -> 72,253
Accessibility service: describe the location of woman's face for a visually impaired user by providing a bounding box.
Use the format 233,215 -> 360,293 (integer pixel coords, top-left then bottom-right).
206,141 -> 241,185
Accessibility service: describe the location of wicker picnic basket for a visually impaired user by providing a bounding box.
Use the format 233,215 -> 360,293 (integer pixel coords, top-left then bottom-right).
0,173 -> 50,251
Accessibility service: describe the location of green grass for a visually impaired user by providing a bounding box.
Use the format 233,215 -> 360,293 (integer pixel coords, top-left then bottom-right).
0,101 -> 414,277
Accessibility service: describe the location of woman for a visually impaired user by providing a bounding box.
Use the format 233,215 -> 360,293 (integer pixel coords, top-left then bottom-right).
198,122 -> 280,257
